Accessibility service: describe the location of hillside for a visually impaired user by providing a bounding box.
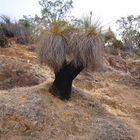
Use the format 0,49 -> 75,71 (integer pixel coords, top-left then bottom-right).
0,40 -> 140,140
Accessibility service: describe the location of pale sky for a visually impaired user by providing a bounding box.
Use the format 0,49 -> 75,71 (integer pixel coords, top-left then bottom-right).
0,0 -> 140,32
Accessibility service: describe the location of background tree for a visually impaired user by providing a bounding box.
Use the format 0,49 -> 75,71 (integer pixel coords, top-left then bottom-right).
116,15 -> 140,54
37,0 -> 104,100
39,0 -> 73,27
18,15 -> 44,42
104,27 -> 123,55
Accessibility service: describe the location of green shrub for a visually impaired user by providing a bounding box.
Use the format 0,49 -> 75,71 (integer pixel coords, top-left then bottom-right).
112,39 -> 123,49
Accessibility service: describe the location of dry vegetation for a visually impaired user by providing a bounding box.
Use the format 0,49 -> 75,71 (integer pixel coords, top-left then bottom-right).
69,33 -> 103,70
37,33 -> 68,72
0,39 -> 139,140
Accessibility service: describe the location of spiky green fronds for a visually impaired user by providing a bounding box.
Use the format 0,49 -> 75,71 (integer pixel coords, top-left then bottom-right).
48,20 -> 75,36
81,15 -> 102,36
67,15 -> 104,71
49,20 -> 66,34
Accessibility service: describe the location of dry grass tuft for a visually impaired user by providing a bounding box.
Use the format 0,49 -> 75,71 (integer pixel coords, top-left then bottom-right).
37,32 -> 68,72
37,31 -> 104,71
81,15 -> 102,36
68,16 -> 104,71
5,23 -> 30,44
69,33 -> 104,71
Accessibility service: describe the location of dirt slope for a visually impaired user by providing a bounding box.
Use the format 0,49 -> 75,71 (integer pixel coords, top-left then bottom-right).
0,42 -> 140,140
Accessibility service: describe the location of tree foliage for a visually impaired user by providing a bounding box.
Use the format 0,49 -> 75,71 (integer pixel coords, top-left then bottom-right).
116,15 -> 140,52
39,0 -> 73,26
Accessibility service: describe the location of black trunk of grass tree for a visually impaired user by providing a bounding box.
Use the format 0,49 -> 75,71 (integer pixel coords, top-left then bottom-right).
50,62 -> 84,100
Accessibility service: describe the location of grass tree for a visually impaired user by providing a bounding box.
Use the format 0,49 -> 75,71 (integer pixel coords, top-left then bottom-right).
38,20 -> 104,100
37,0 -> 104,100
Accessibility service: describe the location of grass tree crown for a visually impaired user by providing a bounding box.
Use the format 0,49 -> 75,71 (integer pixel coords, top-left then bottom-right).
37,1 -> 104,73
70,16 -> 104,70
37,18 -> 104,73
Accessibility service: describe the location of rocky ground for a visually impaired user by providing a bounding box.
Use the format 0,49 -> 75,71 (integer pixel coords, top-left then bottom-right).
0,40 -> 140,140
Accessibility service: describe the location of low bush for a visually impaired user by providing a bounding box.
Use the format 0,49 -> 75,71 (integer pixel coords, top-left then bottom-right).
112,39 -> 123,49
0,15 -> 31,45
105,39 -> 123,55
1,23 -> 30,44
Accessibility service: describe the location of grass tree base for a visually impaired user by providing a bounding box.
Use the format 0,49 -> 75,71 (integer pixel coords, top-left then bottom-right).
49,62 -> 84,100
